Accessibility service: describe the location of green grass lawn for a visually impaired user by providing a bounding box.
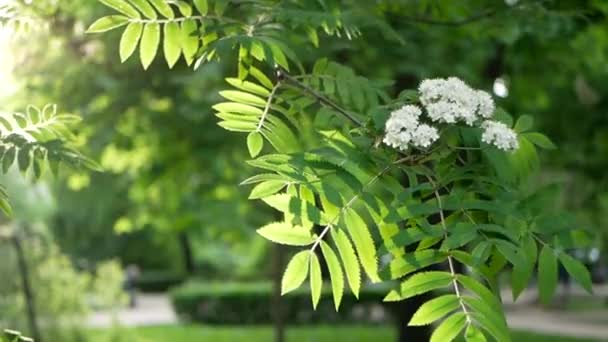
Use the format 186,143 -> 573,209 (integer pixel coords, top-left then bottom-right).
89,325 -> 603,342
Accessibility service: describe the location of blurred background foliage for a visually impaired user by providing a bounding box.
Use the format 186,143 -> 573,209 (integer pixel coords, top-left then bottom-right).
1,0 -> 608,339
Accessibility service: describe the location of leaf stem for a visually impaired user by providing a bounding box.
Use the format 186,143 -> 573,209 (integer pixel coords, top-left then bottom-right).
256,81 -> 282,132
309,163 -> 393,253
426,175 -> 472,325
278,70 -> 365,127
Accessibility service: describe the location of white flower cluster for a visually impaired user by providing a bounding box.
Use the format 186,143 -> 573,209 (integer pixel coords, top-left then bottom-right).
383,105 -> 439,151
383,77 -> 519,152
481,120 -> 519,151
419,77 -> 494,125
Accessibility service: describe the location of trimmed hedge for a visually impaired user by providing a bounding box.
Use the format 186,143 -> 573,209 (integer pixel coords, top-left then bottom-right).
170,281 -> 398,325
134,271 -> 186,293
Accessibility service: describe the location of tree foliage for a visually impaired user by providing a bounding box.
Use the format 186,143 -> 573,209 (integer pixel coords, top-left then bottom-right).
0,104 -> 101,216
88,0 -> 597,340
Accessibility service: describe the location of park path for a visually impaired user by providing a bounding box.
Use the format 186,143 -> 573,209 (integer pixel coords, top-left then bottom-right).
88,285 -> 608,340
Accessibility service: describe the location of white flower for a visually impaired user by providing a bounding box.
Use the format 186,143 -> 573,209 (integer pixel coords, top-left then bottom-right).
481,120 -> 519,151
383,131 -> 411,151
411,124 -> 439,148
419,77 -> 496,126
475,90 -> 495,119
384,105 -> 433,151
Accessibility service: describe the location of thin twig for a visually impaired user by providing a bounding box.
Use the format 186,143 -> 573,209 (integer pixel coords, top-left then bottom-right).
279,70 -> 365,127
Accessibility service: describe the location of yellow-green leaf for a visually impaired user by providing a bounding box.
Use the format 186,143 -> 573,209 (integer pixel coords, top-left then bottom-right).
140,23 -> 160,69
465,325 -> 487,342
257,222 -> 315,246
333,228 -> 360,298
99,0 -> 140,18
119,22 -> 143,62
193,0 -> 208,15
343,208 -> 379,282
321,241 -> 344,311
86,15 -> 129,33
175,0 -> 192,16
247,131 -> 264,158
249,180 -> 284,199
127,0 -> 157,19
409,294 -> 460,326
310,252 -> 322,309
384,271 -> 453,302
148,0 -> 174,18
226,78 -> 271,97
430,312 -> 467,342
181,19 -> 199,66
163,22 -> 181,68
281,251 -> 309,295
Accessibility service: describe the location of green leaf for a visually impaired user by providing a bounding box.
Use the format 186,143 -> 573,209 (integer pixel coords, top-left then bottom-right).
514,115 -> 533,133
249,67 -> 274,89
442,224 -> 478,250
214,0 -> 229,16
128,0 -> 157,19
465,325 -> 487,342
119,22 -> 144,62
256,222 -> 315,246
523,132 -> 557,149
175,0 -> 193,16
86,15 -> 129,33
463,296 -> 509,342
384,271 -> 453,302
247,131 -> 264,158
249,180 -> 285,199
221,91 -> 266,107
384,226 -> 444,252
0,197 -> 12,217
559,252 -> 593,293
140,23 -> 160,69
2,147 -> 15,173
333,228 -> 360,298
429,312 -> 467,342
342,208 -> 379,282
13,113 -> 26,128
409,294 -> 460,326
511,235 -> 537,300
148,0 -> 174,18
0,117 -> 12,130
163,22 -> 181,68
193,0 -> 208,15
321,241 -> 344,311
214,102 -> 263,116
456,275 -> 502,312
226,78 -> 270,97
18,148 -> 30,173
381,250 -> 447,280
310,252 -> 322,309
538,245 -> 558,305
181,19 -> 199,66
281,251 -> 309,294
99,0 -> 140,18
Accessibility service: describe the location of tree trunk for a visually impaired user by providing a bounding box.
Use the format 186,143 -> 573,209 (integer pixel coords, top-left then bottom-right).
178,231 -> 195,274
271,244 -> 285,342
13,234 -> 41,342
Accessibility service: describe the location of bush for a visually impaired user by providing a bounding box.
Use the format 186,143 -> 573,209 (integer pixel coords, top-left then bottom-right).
134,271 -> 185,293
170,281 -> 397,325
